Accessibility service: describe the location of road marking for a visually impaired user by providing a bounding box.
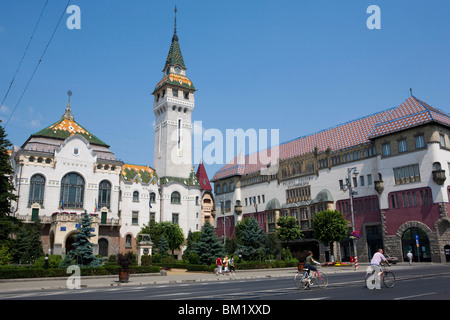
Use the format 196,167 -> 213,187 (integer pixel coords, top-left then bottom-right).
394,292 -> 437,300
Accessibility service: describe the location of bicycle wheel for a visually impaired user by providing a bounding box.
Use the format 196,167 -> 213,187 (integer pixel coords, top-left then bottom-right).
314,272 -> 328,288
383,271 -> 395,288
294,272 -> 309,290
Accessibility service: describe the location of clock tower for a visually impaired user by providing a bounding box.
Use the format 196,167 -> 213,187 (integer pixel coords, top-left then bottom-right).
152,7 -> 196,179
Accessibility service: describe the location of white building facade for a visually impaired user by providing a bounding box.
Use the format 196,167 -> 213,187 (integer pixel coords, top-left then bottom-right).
9,18 -> 202,258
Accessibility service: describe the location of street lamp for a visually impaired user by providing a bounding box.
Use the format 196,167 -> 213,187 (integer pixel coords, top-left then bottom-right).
343,167 -> 359,270
220,197 -> 226,247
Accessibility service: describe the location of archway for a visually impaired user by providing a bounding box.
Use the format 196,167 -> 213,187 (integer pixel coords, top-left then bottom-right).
402,227 -> 431,262
65,232 -> 77,255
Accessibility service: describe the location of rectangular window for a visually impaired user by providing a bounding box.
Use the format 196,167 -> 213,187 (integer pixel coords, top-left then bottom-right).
132,211 -> 139,225
359,175 -> 365,187
415,135 -> 425,149
398,139 -> 407,153
172,89 -> 178,97
440,134 -> 446,147
177,119 -> 182,151
367,174 -> 372,185
382,143 -> 391,156
172,213 -> 179,225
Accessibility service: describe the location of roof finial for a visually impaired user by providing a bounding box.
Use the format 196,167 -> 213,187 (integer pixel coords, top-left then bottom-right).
172,6 -> 178,42
409,88 -> 413,97
62,90 -> 74,121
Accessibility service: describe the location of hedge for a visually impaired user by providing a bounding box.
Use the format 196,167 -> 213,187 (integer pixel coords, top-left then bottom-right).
0,265 -> 160,279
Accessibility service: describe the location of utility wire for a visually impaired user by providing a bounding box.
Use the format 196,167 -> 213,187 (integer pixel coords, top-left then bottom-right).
4,0 -> 72,128
1,0 -> 49,111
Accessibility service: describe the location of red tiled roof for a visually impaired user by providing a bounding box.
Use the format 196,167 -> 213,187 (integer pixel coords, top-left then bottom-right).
212,96 -> 450,181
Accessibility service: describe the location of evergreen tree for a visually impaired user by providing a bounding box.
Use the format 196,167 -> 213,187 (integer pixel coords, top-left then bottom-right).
238,217 -> 268,261
158,235 -> 170,257
0,123 -> 20,251
12,219 -> 43,264
193,221 -> 224,265
71,214 -> 101,267
0,123 -> 17,217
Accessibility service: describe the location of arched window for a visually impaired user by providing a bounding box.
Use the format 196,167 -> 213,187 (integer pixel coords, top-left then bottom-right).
60,172 -> 85,208
149,192 -> 156,204
28,174 -> 45,206
98,180 -> 111,209
133,191 -> 139,202
171,191 -> 181,204
125,234 -> 132,248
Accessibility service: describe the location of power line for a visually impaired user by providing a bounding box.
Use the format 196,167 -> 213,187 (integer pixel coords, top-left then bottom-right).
4,0 -> 72,128
1,0 -> 49,109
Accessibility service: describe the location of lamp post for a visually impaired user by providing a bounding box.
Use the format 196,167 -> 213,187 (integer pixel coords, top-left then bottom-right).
220,197 -> 226,247
346,167 -> 359,270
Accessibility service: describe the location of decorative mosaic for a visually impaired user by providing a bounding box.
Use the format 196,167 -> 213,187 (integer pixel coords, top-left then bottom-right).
121,164 -> 157,184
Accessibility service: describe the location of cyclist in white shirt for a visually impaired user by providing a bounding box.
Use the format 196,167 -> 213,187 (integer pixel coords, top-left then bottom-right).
370,248 -> 390,267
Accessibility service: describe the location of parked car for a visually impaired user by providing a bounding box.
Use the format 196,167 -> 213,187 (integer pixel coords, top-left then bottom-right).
384,254 -> 399,264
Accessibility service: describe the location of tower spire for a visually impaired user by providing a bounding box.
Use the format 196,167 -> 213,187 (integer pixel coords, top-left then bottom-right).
172,6 -> 178,42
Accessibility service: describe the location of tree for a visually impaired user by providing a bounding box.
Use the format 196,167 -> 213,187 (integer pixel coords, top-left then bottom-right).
0,123 -> 17,217
71,214 -> 101,267
182,230 -> 201,260
140,221 -> 184,255
276,216 -> 303,246
12,219 -> 44,264
158,235 -> 170,257
313,210 -> 349,262
192,221 -> 224,265
0,123 -> 20,250
238,217 -> 268,261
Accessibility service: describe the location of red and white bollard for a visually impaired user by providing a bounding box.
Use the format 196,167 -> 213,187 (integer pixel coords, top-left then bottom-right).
354,256 -> 358,270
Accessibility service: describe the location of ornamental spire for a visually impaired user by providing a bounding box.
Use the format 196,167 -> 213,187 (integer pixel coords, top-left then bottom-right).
172,6 -> 178,42
62,90 -> 74,121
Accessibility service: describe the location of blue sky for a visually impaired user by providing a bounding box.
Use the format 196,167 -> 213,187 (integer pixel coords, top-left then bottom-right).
1,0 -> 449,181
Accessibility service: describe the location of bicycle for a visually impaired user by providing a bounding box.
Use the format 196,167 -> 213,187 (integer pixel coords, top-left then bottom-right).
364,264 -> 395,289
294,266 -> 328,290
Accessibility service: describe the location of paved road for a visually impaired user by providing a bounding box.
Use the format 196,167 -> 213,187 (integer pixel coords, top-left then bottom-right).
1,263 -> 449,301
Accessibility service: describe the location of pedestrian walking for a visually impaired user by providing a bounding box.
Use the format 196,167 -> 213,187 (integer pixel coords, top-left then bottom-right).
407,251 -> 413,266
223,256 -> 229,275
216,256 -> 223,275
229,254 -> 235,275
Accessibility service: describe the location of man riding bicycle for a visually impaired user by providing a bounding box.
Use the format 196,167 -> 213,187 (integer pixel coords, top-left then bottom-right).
304,251 -> 321,281
368,248 -> 390,289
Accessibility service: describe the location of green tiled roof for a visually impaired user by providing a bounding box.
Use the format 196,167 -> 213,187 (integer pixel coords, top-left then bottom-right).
31,118 -> 109,147
164,38 -> 186,70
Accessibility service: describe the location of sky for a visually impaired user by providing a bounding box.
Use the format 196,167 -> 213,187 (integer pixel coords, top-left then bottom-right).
1,0 -> 450,182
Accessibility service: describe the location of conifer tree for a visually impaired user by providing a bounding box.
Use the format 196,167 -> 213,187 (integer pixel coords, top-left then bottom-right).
0,124 -> 20,250
239,217 -> 267,261
193,221 -> 224,265
71,214 -> 101,267
158,234 -> 170,258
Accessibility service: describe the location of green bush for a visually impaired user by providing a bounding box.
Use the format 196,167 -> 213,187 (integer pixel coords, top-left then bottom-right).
33,255 -> 62,269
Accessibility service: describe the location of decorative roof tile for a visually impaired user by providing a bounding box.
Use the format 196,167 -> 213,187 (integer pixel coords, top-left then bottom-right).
121,164 -> 157,184
212,96 -> 450,181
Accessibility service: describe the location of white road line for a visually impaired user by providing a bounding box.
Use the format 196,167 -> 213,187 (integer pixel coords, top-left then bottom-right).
394,292 -> 437,300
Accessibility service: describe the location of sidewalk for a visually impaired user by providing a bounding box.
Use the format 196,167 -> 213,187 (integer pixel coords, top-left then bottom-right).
0,264 -> 369,293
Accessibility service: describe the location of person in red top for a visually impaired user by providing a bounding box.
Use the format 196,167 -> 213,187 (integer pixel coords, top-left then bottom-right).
216,257 -> 223,275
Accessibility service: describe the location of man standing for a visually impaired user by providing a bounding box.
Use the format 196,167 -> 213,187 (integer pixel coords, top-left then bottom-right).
216,257 -> 223,275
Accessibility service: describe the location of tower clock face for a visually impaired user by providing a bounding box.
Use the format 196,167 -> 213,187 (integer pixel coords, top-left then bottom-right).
174,66 -> 182,74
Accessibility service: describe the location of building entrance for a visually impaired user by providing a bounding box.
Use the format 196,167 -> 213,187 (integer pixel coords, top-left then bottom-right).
401,227 -> 431,262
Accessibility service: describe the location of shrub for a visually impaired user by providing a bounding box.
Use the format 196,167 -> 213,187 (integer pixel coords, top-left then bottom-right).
34,255 -> 62,269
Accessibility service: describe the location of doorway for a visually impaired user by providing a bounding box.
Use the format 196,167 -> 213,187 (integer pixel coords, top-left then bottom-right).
401,227 -> 431,262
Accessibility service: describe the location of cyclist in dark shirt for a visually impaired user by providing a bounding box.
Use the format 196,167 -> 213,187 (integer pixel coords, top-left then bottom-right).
304,251 -> 320,279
